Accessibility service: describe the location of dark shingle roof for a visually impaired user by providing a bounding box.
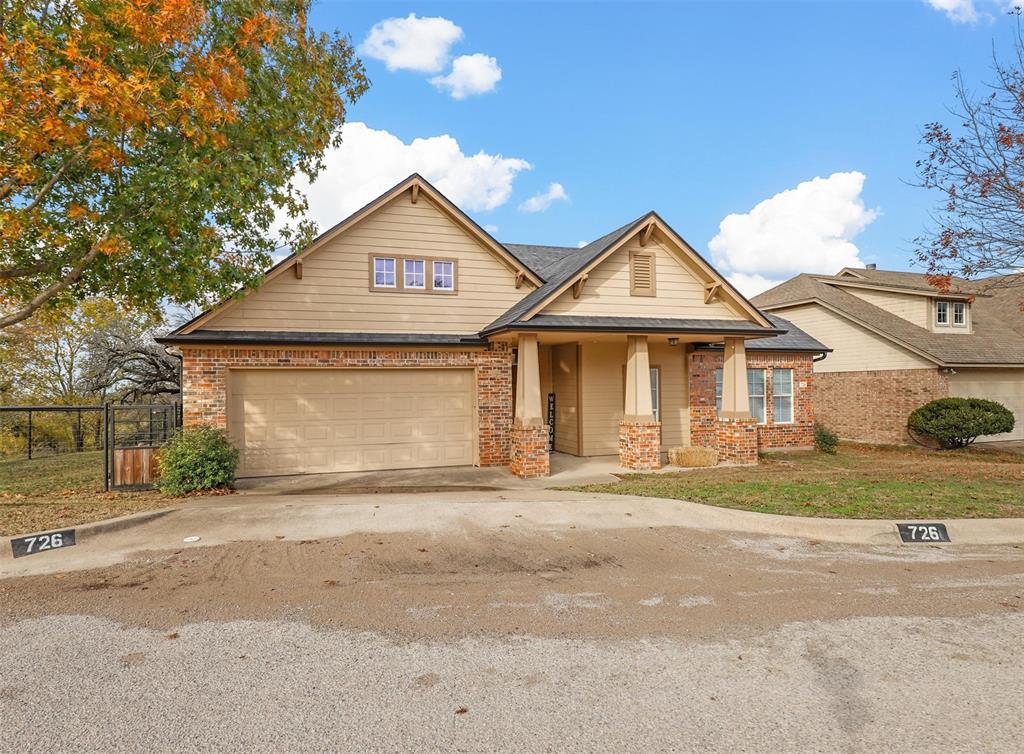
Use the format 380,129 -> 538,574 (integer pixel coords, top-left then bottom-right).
753,270 -> 1024,365
502,243 -> 580,279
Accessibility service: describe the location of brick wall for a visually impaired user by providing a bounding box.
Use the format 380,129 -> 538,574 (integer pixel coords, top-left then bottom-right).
814,368 -> 948,444
618,421 -> 662,470
688,350 -> 816,451
716,419 -> 758,464
180,344 -> 513,467
510,423 -> 550,478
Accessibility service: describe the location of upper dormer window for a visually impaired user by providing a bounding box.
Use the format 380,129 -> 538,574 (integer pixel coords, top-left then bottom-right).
370,255 -> 456,293
404,259 -> 425,289
935,301 -> 948,326
953,302 -> 967,327
373,257 -> 396,288
433,260 -> 455,291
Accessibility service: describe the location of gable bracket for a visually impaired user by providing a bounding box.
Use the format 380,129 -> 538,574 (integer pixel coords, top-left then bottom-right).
639,221 -> 656,247
515,269 -> 527,289
703,281 -> 721,304
410,184 -> 420,204
294,259 -> 303,280
572,273 -> 589,299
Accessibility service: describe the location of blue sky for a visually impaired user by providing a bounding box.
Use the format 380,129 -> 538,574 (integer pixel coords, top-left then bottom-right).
298,0 -> 1015,294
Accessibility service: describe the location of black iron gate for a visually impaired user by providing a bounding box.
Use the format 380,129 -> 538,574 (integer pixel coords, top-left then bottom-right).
107,403 -> 181,490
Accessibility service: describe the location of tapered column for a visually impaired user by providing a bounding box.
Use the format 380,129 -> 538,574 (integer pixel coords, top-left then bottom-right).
719,337 -> 751,421
510,333 -> 549,477
620,335 -> 661,469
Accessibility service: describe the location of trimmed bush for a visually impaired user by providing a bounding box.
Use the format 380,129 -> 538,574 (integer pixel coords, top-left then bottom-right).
907,397 -> 1015,449
157,425 -> 239,495
667,446 -> 718,467
813,423 -> 839,454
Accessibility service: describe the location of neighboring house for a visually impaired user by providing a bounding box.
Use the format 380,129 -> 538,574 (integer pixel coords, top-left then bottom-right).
754,267 -> 1024,444
158,175 -> 828,479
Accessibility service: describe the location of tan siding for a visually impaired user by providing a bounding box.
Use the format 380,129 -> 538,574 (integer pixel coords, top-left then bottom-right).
843,288 -> 930,328
542,237 -> 742,319
205,193 -> 532,334
580,342 -> 625,455
551,344 -> 579,454
651,342 -> 688,449
777,304 -> 933,373
948,369 -> 1024,441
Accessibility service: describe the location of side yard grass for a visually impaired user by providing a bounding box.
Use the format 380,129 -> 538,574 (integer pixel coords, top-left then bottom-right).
0,452 -> 172,537
571,443 -> 1024,519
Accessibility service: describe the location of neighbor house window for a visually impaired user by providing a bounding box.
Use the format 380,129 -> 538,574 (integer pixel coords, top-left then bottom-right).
935,301 -> 949,326
433,260 -> 455,291
773,368 -> 793,424
714,367 -> 766,424
373,257 -> 396,288
404,259 -> 425,289
953,302 -> 967,327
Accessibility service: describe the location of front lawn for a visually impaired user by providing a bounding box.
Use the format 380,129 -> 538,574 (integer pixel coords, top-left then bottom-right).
0,452 -> 171,537
572,444 -> 1024,519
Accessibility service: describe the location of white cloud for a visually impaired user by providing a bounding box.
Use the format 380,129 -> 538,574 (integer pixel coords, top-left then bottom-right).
286,122 -> 532,233
430,53 -> 502,99
483,224 -> 499,233
359,14 -> 463,73
518,182 -> 569,213
708,171 -> 878,297
576,241 -> 589,248
923,0 -> 984,23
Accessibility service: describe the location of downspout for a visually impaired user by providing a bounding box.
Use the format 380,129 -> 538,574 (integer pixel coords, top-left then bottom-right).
813,351 -> 829,363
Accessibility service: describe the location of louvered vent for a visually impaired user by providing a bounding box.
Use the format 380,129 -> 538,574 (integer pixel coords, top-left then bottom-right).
630,252 -> 655,296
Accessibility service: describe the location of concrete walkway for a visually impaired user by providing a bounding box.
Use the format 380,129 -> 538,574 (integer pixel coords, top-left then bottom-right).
5,489 -> 1024,578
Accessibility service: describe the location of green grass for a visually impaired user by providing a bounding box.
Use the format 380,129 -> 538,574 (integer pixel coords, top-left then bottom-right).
570,444 -> 1024,519
0,452 -> 169,537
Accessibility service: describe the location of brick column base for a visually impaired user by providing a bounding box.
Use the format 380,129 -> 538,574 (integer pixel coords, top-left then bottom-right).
716,419 -> 758,465
618,421 -> 662,470
510,423 -> 550,478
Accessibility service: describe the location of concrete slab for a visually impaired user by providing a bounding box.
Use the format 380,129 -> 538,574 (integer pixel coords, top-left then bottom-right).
4,489 -> 1024,578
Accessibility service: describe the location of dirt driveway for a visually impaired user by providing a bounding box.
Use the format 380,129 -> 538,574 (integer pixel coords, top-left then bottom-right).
2,524 -> 1023,752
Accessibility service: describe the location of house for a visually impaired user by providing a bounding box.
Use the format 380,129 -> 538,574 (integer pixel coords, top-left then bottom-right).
753,266 -> 1024,444
158,175 -> 828,479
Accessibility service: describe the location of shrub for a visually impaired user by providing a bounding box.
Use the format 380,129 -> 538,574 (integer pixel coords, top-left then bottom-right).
907,397 -> 1015,449
667,446 -> 718,467
157,425 -> 239,495
813,423 -> 839,454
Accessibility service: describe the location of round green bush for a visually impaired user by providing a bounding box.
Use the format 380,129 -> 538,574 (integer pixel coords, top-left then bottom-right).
813,422 -> 839,454
907,397 -> 1015,449
157,425 -> 239,495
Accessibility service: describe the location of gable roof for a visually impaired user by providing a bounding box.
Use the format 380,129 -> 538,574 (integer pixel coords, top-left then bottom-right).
753,270 -> 1024,366
173,173 -> 543,336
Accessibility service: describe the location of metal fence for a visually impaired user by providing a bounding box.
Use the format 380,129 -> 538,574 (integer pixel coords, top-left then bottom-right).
0,403 -> 182,490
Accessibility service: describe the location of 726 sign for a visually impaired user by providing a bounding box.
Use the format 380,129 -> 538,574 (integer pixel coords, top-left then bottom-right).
897,523 -> 950,543
10,529 -> 76,558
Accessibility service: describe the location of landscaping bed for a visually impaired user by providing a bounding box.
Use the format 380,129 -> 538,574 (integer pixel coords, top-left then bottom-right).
571,443 -> 1024,519
0,452 -> 171,536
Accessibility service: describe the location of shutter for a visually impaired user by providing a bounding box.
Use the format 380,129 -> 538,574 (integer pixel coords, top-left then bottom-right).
630,252 -> 656,296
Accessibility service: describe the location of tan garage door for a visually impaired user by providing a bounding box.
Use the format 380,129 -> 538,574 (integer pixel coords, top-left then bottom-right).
228,368 -> 476,477
949,370 -> 1024,442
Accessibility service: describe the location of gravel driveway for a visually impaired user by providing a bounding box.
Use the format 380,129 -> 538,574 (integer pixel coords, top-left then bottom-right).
2,525 -> 1022,752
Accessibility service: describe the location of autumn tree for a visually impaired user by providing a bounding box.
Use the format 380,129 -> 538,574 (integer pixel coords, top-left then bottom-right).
915,28 -> 1024,292
0,0 -> 368,328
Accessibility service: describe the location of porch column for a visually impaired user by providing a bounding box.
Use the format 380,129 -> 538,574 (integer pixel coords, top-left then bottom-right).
716,336 -> 758,464
510,333 -> 550,478
619,335 -> 661,469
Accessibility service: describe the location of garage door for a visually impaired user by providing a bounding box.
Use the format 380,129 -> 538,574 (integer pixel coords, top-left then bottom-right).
949,370 -> 1024,442
228,368 -> 476,477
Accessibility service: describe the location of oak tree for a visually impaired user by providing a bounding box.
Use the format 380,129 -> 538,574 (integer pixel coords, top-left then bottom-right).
0,0 -> 368,328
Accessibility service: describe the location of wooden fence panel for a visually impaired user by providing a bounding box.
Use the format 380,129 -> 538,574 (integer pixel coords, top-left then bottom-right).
113,447 -> 160,489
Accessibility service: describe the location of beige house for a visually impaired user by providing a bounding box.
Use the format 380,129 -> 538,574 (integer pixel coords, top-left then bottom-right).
160,175 -> 827,479
754,267 -> 1024,444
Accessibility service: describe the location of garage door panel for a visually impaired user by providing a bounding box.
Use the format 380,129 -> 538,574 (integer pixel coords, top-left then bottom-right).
230,368 -> 476,476
949,371 -> 1024,442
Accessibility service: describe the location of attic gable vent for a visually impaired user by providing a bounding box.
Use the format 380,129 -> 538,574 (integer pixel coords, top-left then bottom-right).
630,250 -> 656,297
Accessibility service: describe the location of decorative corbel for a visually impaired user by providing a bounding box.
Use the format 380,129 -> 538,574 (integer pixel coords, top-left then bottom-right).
411,184 -> 420,204
703,281 -> 721,304
294,259 -> 303,280
515,270 -> 527,289
572,273 -> 589,299
639,221 -> 655,247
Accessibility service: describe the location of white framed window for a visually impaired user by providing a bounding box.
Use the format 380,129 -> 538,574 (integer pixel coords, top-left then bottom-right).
773,368 -> 794,424
953,301 -> 967,327
714,367 -> 766,424
935,301 -> 949,326
433,260 -> 455,291
404,258 -> 425,289
373,257 -> 396,288
650,367 -> 660,423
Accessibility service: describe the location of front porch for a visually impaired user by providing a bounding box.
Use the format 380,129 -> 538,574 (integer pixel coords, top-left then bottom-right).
506,329 -> 763,478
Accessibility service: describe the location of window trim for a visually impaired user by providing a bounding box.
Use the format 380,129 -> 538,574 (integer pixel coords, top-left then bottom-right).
747,368 -> 767,425
629,250 -> 657,297
368,254 -> 457,294
772,367 -> 794,425
952,301 -> 967,328
403,258 -> 426,290
935,300 -> 949,327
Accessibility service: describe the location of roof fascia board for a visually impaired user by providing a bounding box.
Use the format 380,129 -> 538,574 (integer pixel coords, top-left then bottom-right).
821,277 -> 974,300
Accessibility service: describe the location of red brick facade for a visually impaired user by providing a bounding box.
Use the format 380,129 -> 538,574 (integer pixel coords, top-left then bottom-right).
814,368 -> 947,444
510,423 -> 550,478
180,344 -> 514,467
618,421 -> 662,469
688,350 -> 817,452
716,419 -> 759,464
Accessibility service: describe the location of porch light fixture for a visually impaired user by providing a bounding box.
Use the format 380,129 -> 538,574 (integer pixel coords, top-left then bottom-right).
667,337 -> 679,347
